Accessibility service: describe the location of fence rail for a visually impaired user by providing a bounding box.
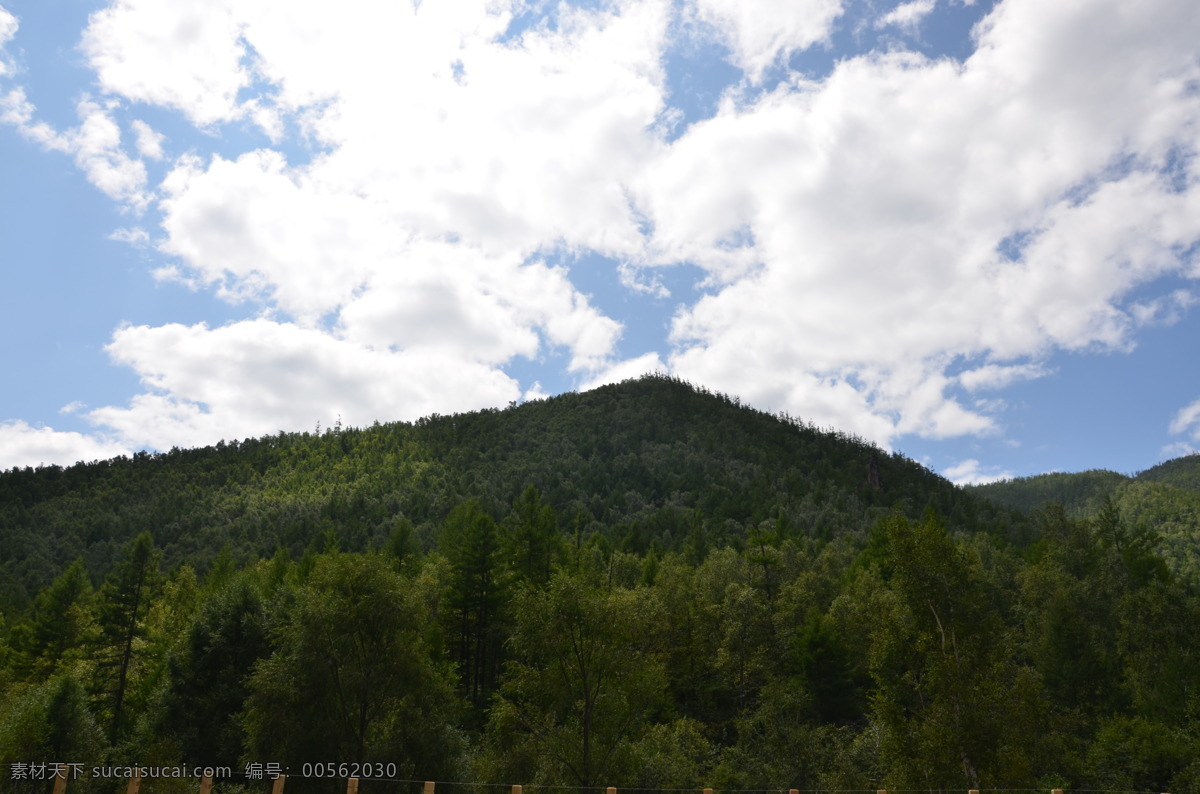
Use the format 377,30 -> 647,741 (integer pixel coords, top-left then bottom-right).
31,769 -> 1174,794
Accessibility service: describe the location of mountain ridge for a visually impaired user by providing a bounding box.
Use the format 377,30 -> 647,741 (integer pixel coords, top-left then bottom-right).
0,374 -> 1022,605
968,453 -> 1200,578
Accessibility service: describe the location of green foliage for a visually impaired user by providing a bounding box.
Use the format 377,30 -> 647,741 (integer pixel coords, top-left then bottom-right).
0,375 -> 1020,602
870,512 -> 1046,788
973,461 -> 1200,581
1085,716 -> 1199,792
243,553 -> 462,790
482,570 -> 668,787
0,674 -> 106,793
1137,452 -> 1200,492
93,531 -> 160,742
501,486 -> 561,587
20,559 -> 93,681
787,609 -> 863,724
969,469 -> 1130,516
440,500 -> 506,712
0,376 -> 1197,787
157,575 -> 270,765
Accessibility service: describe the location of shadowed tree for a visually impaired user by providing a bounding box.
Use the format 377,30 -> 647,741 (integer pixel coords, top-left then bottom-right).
94,532 -> 159,742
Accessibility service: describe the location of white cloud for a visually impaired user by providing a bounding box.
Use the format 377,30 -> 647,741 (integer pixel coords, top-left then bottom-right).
1163,398 -> 1200,458
943,458 -> 1013,486
876,0 -> 937,32
8,0 -> 1200,466
109,226 -> 150,245
523,381 -> 549,402
690,0 -> 844,82
0,86 -> 31,125
0,4 -> 17,77
2,92 -> 151,209
1169,398 -> 1200,440
78,0 -> 668,450
130,119 -> 164,159
87,320 -> 523,450
958,363 -> 1048,391
0,420 -> 131,471
633,0 -> 1200,447
81,0 -> 250,126
1130,289 -> 1197,327
156,149 -> 386,321
70,99 -> 151,208
1161,442 -> 1197,459
579,352 -> 667,392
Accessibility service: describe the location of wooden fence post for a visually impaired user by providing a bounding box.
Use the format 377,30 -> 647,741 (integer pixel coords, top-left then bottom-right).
511,786 -> 522,794
1052,789 -> 1063,794
346,778 -> 358,794
126,773 -> 142,794
607,787 -> 617,794
51,766 -> 68,794
199,774 -> 213,794
424,782 -> 436,794
272,775 -> 287,794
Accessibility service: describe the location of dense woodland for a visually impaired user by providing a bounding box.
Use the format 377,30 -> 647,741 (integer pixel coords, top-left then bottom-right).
1,375 -> 1197,793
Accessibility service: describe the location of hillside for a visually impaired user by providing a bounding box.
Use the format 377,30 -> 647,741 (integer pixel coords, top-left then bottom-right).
0,374 -> 1019,606
969,454 -> 1200,579
1138,453 -> 1200,492
2,375 -> 1198,793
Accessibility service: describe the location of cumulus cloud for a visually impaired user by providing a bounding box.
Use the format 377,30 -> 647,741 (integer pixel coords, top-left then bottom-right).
0,421 -> 131,471
943,458 -> 1014,486
81,0 -> 250,126
7,0 -> 1200,465
130,119 -> 164,159
68,0 -> 671,450
579,352 -> 667,392
87,320 -> 523,450
634,0 -> 1200,447
876,0 -> 937,32
2,93 -> 151,209
690,0 -> 843,82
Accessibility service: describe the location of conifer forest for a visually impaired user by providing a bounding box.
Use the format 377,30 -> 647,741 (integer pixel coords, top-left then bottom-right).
1,376 -> 1198,793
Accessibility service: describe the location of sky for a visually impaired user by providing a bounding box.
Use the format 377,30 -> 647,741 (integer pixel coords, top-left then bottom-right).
1,0 -> 1198,484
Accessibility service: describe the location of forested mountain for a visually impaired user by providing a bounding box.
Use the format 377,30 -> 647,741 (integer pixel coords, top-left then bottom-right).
0,374 -> 1017,608
970,455 -> 1200,579
2,376 -> 1198,793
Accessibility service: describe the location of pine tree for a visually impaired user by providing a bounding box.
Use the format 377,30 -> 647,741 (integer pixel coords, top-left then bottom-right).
441,500 -> 505,710
93,532 -> 159,742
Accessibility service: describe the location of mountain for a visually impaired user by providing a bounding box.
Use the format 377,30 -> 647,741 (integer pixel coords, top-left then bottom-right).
968,453 -> 1200,579
1138,453 -> 1200,492
3,376 -> 1198,792
0,374 -> 1021,607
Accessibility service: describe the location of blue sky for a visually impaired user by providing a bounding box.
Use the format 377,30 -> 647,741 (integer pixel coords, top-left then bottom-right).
1,0 -> 1199,483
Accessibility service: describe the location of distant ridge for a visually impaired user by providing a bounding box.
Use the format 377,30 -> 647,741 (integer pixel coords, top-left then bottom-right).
969,453 -> 1200,578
